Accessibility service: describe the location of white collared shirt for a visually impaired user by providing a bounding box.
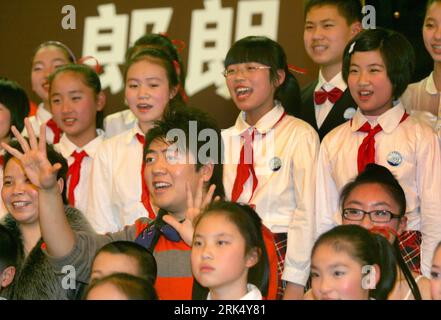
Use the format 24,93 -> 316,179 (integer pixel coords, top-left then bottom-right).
207,284 -> 262,300
103,109 -> 137,138
314,71 -> 347,128
401,72 -> 441,135
86,124 -> 151,233
222,103 -> 320,286
54,130 -> 104,215
24,103 -> 57,144
316,101 -> 441,277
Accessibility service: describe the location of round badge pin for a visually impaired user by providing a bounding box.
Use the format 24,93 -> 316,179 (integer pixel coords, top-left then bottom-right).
387,151 -> 402,167
269,157 -> 282,172
343,107 -> 357,120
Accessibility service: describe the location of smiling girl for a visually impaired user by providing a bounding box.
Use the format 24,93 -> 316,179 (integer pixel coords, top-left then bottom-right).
48,64 -> 106,215
86,48 -> 184,233
316,28 -> 441,280
221,36 -> 319,299
27,41 -> 76,144
402,0 -> 441,135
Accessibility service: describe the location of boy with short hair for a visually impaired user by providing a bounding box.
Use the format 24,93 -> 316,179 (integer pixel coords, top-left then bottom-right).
300,0 -> 362,140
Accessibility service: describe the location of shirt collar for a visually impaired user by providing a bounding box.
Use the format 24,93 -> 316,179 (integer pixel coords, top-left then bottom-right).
234,102 -> 285,135
126,110 -> 137,126
316,70 -> 347,92
57,130 -> 105,158
425,72 -> 438,95
124,122 -> 145,144
351,101 -> 406,134
37,103 -> 53,122
206,284 -> 262,300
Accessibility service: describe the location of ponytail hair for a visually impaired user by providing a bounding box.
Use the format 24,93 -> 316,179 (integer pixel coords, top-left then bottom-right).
312,225 -> 397,300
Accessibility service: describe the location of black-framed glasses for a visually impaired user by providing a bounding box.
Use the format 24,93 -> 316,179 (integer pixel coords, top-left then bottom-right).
222,65 -> 271,78
342,208 -> 401,223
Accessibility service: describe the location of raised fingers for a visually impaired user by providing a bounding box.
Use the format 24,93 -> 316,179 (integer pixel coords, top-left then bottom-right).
202,184 -> 216,208
25,118 -> 39,150
10,125 -> 30,154
1,140 -> 24,160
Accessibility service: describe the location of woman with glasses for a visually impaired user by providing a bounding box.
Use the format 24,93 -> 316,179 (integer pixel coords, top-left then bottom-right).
339,163 -> 431,300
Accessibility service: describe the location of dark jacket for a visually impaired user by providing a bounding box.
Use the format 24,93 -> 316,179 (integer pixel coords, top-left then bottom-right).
299,81 -> 356,141
0,206 -> 94,300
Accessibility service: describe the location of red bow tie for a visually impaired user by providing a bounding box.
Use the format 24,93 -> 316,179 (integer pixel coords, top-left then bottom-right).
314,87 -> 344,105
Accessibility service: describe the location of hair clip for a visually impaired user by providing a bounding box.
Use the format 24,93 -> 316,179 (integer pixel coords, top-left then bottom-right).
348,41 -> 356,54
288,64 -> 307,75
77,56 -> 104,75
159,32 -> 187,53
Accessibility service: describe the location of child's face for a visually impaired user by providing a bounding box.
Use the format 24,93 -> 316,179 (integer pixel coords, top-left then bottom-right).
50,72 -> 104,146
431,246 -> 441,300
347,50 -> 394,116
1,158 -> 39,225
191,213 -> 257,299
311,243 -> 370,300
304,5 -> 360,69
90,252 -> 140,282
125,59 -> 176,132
225,62 -> 280,122
0,103 -> 12,141
423,2 -> 441,63
144,139 -> 212,220
342,183 -> 405,243
86,282 -> 128,300
31,46 -> 71,103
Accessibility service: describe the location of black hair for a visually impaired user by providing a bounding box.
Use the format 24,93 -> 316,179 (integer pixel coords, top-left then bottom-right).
126,33 -> 186,91
124,47 -> 185,105
144,106 -> 225,200
342,28 -> 415,100
340,163 -> 406,217
224,36 -> 301,116
3,139 -> 68,205
0,224 -> 18,272
48,64 -> 104,129
0,78 -> 30,134
84,272 -> 158,300
33,41 -> 76,64
312,224 -> 397,300
93,241 -> 157,285
304,0 -> 363,24
339,163 -> 422,299
426,0 -> 441,13
193,201 -> 270,297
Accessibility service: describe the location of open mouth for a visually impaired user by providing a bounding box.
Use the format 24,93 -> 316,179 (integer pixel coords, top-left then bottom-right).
432,44 -> 441,53
12,201 -> 32,209
235,87 -> 252,100
358,90 -> 373,101
153,181 -> 172,191
137,103 -> 154,111
312,44 -> 327,53
42,82 -> 50,92
62,118 -> 76,126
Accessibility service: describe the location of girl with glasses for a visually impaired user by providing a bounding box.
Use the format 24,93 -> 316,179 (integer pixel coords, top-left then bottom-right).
339,164 -> 431,300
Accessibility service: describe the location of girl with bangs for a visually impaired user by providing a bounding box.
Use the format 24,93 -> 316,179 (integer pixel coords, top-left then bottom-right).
221,36 -> 320,299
